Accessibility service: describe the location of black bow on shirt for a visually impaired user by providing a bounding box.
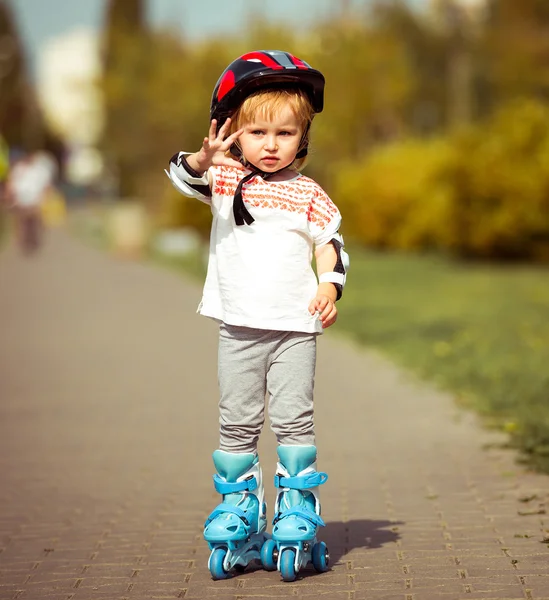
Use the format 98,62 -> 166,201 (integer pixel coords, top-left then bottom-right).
233,168 -> 279,226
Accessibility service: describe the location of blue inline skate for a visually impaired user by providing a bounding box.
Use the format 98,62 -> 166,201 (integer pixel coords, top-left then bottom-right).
261,445 -> 330,581
204,450 -> 268,579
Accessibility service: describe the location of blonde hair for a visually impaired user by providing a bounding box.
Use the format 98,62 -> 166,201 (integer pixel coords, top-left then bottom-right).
229,88 -> 315,170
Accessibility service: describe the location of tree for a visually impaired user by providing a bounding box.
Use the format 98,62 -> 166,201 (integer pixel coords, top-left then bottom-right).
101,0 -> 150,198
0,0 -> 43,149
483,0 -> 549,104
372,1 -> 449,133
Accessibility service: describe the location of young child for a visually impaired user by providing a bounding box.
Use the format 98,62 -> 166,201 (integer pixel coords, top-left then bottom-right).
165,50 -> 348,581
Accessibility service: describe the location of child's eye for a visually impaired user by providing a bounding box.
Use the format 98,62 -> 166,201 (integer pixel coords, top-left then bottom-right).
251,130 -> 264,136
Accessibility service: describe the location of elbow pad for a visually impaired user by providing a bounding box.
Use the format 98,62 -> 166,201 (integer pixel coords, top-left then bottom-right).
318,233 -> 349,301
164,152 -> 211,201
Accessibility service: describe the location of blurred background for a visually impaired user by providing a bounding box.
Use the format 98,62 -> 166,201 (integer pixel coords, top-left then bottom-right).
2,0 -> 549,258
2,0 -> 549,259
1,0 -> 549,470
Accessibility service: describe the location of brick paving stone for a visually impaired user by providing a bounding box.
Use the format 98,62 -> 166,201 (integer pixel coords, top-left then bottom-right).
2,228 -> 549,600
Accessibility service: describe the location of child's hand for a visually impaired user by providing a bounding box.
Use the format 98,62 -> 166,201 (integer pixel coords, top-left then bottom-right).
308,294 -> 338,329
195,118 -> 243,171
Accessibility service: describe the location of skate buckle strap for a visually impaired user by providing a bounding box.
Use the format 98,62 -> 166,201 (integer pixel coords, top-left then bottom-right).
204,502 -> 249,527
273,505 -> 326,528
274,471 -> 328,490
213,474 -> 258,494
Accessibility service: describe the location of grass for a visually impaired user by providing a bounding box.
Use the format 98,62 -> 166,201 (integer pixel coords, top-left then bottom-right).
337,245 -> 549,472
71,207 -> 549,472
148,246 -> 208,283
148,240 -> 549,473
147,240 -> 549,471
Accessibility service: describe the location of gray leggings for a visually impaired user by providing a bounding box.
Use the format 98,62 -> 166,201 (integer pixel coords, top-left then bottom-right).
217,323 -> 318,453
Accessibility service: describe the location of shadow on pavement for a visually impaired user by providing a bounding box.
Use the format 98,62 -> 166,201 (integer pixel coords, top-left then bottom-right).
324,519 -> 402,565
220,520 -> 402,581
279,519 -> 403,581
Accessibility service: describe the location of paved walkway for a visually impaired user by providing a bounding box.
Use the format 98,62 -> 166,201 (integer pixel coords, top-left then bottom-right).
1,227 -> 548,600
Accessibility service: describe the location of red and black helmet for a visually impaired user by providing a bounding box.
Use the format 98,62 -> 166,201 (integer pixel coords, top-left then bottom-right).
210,50 -> 325,127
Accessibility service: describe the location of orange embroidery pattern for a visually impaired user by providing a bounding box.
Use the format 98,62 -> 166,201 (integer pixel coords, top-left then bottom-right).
213,166 -> 239,196
212,166 -> 338,229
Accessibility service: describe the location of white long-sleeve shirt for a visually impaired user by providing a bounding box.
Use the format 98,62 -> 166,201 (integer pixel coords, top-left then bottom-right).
186,165 -> 342,333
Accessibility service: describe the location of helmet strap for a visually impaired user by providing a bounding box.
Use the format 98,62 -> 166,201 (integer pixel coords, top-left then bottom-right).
233,164 -> 286,226
295,122 -> 311,159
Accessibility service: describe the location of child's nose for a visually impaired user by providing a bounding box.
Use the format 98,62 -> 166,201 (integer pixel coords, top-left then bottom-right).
264,135 -> 278,151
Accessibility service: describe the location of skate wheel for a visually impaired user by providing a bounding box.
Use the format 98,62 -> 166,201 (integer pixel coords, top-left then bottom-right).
209,547 -> 230,580
312,541 -> 330,572
260,538 -> 278,571
280,548 -> 297,582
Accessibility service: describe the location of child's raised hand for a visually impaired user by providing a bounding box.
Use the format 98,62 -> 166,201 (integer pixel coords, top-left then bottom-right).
196,118 -> 243,170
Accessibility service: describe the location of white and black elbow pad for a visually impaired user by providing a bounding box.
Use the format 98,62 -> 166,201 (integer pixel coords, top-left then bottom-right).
164,152 -> 211,200
319,233 -> 349,301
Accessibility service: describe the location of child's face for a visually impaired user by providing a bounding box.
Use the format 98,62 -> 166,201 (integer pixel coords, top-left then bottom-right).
238,104 -> 303,172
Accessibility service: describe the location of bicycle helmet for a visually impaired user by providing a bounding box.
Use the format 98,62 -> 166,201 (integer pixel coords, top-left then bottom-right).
211,51 -> 325,226
211,50 -> 325,127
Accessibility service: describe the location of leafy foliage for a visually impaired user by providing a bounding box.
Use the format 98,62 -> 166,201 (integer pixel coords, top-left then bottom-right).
334,137 -> 454,250
334,98 -> 549,262
0,0 -> 45,149
483,0 -> 549,103
100,0 -> 150,198
95,0 -> 549,262
441,99 -> 549,260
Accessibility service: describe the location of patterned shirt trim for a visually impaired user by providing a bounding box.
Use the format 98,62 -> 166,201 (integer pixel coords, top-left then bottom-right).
212,166 -> 338,229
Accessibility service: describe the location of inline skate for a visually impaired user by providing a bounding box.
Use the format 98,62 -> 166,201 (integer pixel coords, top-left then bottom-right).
261,445 -> 330,581
204,450 -> 268,579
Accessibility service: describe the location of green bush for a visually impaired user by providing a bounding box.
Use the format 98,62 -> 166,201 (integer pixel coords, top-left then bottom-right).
441,99 -> 549,260
334,137 -> 454,250
333,98 -> 549,262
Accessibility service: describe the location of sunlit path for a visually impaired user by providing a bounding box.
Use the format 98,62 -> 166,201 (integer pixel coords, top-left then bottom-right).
1,228 -> 548,600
